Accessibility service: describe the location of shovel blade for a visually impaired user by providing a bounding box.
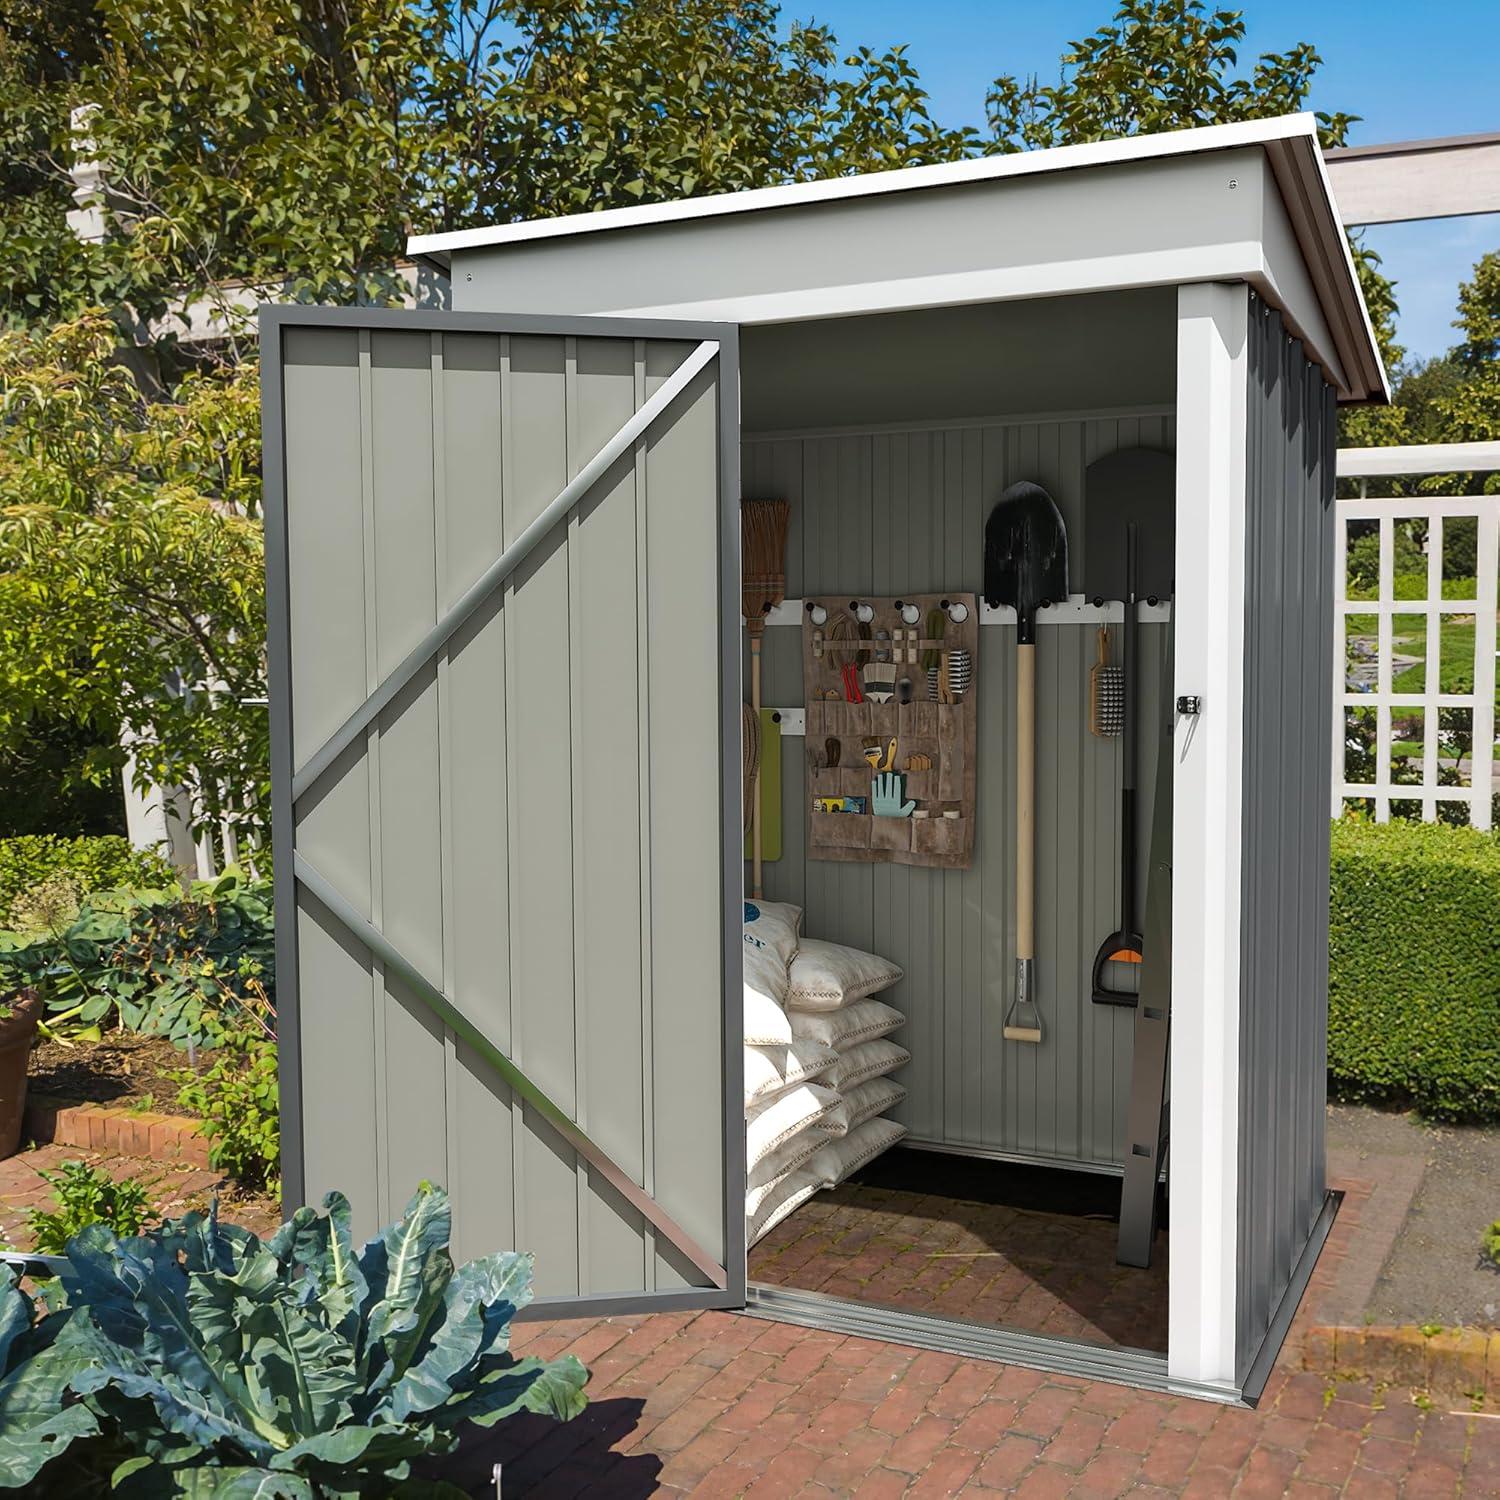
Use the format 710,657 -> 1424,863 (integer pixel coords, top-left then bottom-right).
983,482 -> 1069,642
1083,448 -> 1175,603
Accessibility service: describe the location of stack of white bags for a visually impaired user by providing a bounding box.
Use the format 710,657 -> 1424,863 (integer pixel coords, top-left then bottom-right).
743,900 -> 909,1247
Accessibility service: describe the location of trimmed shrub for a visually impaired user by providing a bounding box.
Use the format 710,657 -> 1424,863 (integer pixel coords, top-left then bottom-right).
0,834 -> 174,922
1329,819 -> 1500,1122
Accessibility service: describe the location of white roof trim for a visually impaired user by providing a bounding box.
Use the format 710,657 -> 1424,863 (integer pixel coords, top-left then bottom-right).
408,113 -> 1320,256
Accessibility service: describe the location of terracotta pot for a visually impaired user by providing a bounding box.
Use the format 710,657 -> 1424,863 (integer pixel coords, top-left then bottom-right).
0,988 -> 43,1159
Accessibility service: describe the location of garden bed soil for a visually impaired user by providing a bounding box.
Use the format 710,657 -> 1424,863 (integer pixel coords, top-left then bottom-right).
27,1030 -> 203,1118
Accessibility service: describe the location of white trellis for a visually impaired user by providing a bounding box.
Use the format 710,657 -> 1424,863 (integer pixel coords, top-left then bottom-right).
1333,444 -> 1500,830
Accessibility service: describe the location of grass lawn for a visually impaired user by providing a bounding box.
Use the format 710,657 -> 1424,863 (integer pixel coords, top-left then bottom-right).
1347,611 -> 1496,699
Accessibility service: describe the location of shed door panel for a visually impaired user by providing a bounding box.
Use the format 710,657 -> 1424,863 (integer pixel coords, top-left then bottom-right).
268,312 -> 738,1312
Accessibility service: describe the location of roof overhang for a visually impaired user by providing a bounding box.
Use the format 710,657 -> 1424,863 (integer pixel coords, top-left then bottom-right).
409,115 -> 1388,404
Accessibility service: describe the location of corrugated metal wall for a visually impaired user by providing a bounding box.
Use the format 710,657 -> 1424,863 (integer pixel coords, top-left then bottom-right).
1235,296 -> 1336,1372
273,321 -> 730,1300
745,414 -> 1175,1168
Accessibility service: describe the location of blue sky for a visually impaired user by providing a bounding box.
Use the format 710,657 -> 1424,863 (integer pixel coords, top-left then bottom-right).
789,1 -> 1500,365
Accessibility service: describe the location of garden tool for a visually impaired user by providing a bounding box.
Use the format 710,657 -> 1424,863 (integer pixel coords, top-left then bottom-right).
1081,448 -> 1174,1006
984,481 -> 1070,1044
1089,627 -> 1124,738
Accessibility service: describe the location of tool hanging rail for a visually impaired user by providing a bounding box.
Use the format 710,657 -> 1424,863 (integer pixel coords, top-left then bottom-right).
292,339 -> 720,803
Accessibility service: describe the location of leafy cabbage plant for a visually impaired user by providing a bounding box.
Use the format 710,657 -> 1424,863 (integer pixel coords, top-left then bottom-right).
0,1186 -> 586,1496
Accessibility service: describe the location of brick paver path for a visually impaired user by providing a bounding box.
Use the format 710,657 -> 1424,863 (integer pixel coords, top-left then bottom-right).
452,1172 -> 1497,1496
751,1181 -> 1168,1353
0,1142 -> 281,1246
462,1311 -> 1497,1496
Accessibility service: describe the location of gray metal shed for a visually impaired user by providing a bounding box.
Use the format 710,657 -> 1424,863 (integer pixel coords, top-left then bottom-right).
264,114 -> 1385,1406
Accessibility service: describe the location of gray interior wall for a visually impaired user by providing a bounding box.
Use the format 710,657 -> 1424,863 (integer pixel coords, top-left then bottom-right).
745,413 -> 1175,1168
274,322 -> 728,1299
1236,295 -> 1336,1373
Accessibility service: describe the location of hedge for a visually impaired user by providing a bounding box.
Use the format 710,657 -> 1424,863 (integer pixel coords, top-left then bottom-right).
0,835 -> 176,922
1329,819 -> 1500,1122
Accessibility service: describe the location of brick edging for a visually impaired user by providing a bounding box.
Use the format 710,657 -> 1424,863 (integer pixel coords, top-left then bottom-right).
22,1097 -> 211,1168
1302,1323 -> 1499,1400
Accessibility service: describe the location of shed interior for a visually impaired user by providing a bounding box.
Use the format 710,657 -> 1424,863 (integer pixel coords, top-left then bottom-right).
737,288 -> 1179,1355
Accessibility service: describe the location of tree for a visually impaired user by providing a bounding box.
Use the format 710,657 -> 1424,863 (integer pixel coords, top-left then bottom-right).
1,0 -> 975,351
0,314 -> 266,851
984,0 -> 1355,150
1428,250 -> 1500,490
983,2 -> 1405,457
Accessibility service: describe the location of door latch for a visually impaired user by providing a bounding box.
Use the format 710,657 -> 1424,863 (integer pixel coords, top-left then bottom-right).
1176,694 -> 1202,716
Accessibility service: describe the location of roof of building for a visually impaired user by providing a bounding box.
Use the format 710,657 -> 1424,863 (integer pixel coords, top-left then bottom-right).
409,114 -> 1388,403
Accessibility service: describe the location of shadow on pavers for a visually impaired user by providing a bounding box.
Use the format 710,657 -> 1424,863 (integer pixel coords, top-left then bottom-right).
438,1397 -> 663,1498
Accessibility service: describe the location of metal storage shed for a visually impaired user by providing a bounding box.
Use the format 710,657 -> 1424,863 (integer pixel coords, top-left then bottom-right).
263,113 -> 1387,1406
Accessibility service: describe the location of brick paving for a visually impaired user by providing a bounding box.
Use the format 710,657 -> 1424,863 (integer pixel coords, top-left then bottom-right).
0,1142 -> 280,1246
750,1181 -> 1168,1353
460,1310 -> 1497,1496
450,1170 -> 1497,1496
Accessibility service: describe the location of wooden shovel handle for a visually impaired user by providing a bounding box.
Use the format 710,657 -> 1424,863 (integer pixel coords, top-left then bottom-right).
1016,642 -> 1036,963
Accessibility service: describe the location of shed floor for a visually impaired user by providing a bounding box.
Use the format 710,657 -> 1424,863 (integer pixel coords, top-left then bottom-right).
748,1150 -> 1169,1353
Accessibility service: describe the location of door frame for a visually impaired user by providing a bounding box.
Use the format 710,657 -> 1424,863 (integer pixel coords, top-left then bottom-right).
261,305 -> 746,1314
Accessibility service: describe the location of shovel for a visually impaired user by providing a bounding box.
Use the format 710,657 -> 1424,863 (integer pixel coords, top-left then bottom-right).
1082,448 -> 1175,1006
984,481 -> 1069,1043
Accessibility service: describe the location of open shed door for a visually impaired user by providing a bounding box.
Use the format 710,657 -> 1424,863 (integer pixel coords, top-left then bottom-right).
263,308 -> 743,1317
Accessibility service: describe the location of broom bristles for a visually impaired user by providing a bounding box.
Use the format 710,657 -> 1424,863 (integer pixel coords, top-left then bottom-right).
742,499 -> 790,638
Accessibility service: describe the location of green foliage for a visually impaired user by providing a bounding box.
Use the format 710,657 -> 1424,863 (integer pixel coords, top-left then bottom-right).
985,0 -> 1357,150
1,0 -> 979,341
1352,247 -> 1500,497
0,714 -> 124,838
1329,820 -> 1500,1121
176,1010 -> 279,1194
0,835 -> 172,924
978,1 -> 1402,445
1482,1219 -> 1500,1269
0,1187 -> 587,1494
24,1161 -> 154,1257
0,314 -> 267,850
0,869 -> 273,1050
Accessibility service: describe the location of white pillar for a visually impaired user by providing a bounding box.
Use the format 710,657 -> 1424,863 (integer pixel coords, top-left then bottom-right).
1168,282 -> 1248,1390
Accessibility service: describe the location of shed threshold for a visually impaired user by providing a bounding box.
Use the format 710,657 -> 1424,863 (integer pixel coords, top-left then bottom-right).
745,1188 -> 1343,1407
743,1283 -> 1241,1405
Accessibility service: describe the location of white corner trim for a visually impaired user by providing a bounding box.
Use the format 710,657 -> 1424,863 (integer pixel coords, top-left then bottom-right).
1167,282 -> 1248,1387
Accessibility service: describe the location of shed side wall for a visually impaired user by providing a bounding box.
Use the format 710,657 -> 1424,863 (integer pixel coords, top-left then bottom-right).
747,412 -> 1174,1169
1236,295 -> 1336,1374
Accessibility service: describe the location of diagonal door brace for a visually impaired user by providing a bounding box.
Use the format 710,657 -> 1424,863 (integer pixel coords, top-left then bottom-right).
291,339 -> 720,804
293,853 -> 729,1290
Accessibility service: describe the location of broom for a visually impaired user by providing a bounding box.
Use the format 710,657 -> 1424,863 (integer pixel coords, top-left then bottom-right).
743,500 -> 790,899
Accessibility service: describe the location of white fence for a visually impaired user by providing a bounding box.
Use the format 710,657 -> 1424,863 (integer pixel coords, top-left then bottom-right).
1333,445 -> 1500,831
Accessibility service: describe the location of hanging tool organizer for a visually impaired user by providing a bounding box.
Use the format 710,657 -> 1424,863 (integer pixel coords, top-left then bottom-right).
801,594 -> 978,869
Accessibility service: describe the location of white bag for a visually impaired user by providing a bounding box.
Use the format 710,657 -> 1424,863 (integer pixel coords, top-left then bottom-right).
744,1040 -> 838,1108
819,1076 -> 907,1138
826,1038 -> 910,1092
747,1122 -> 829,1193
810,1116 -> 908,1186
785,938 -> 903,1011
743,983 -> 794,1046
747,1166 -> 823,1245
746,1083 -> 840,1171
743,940 -> 792,1007
743,899 -> 803,966
789,998 -> 905,1051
